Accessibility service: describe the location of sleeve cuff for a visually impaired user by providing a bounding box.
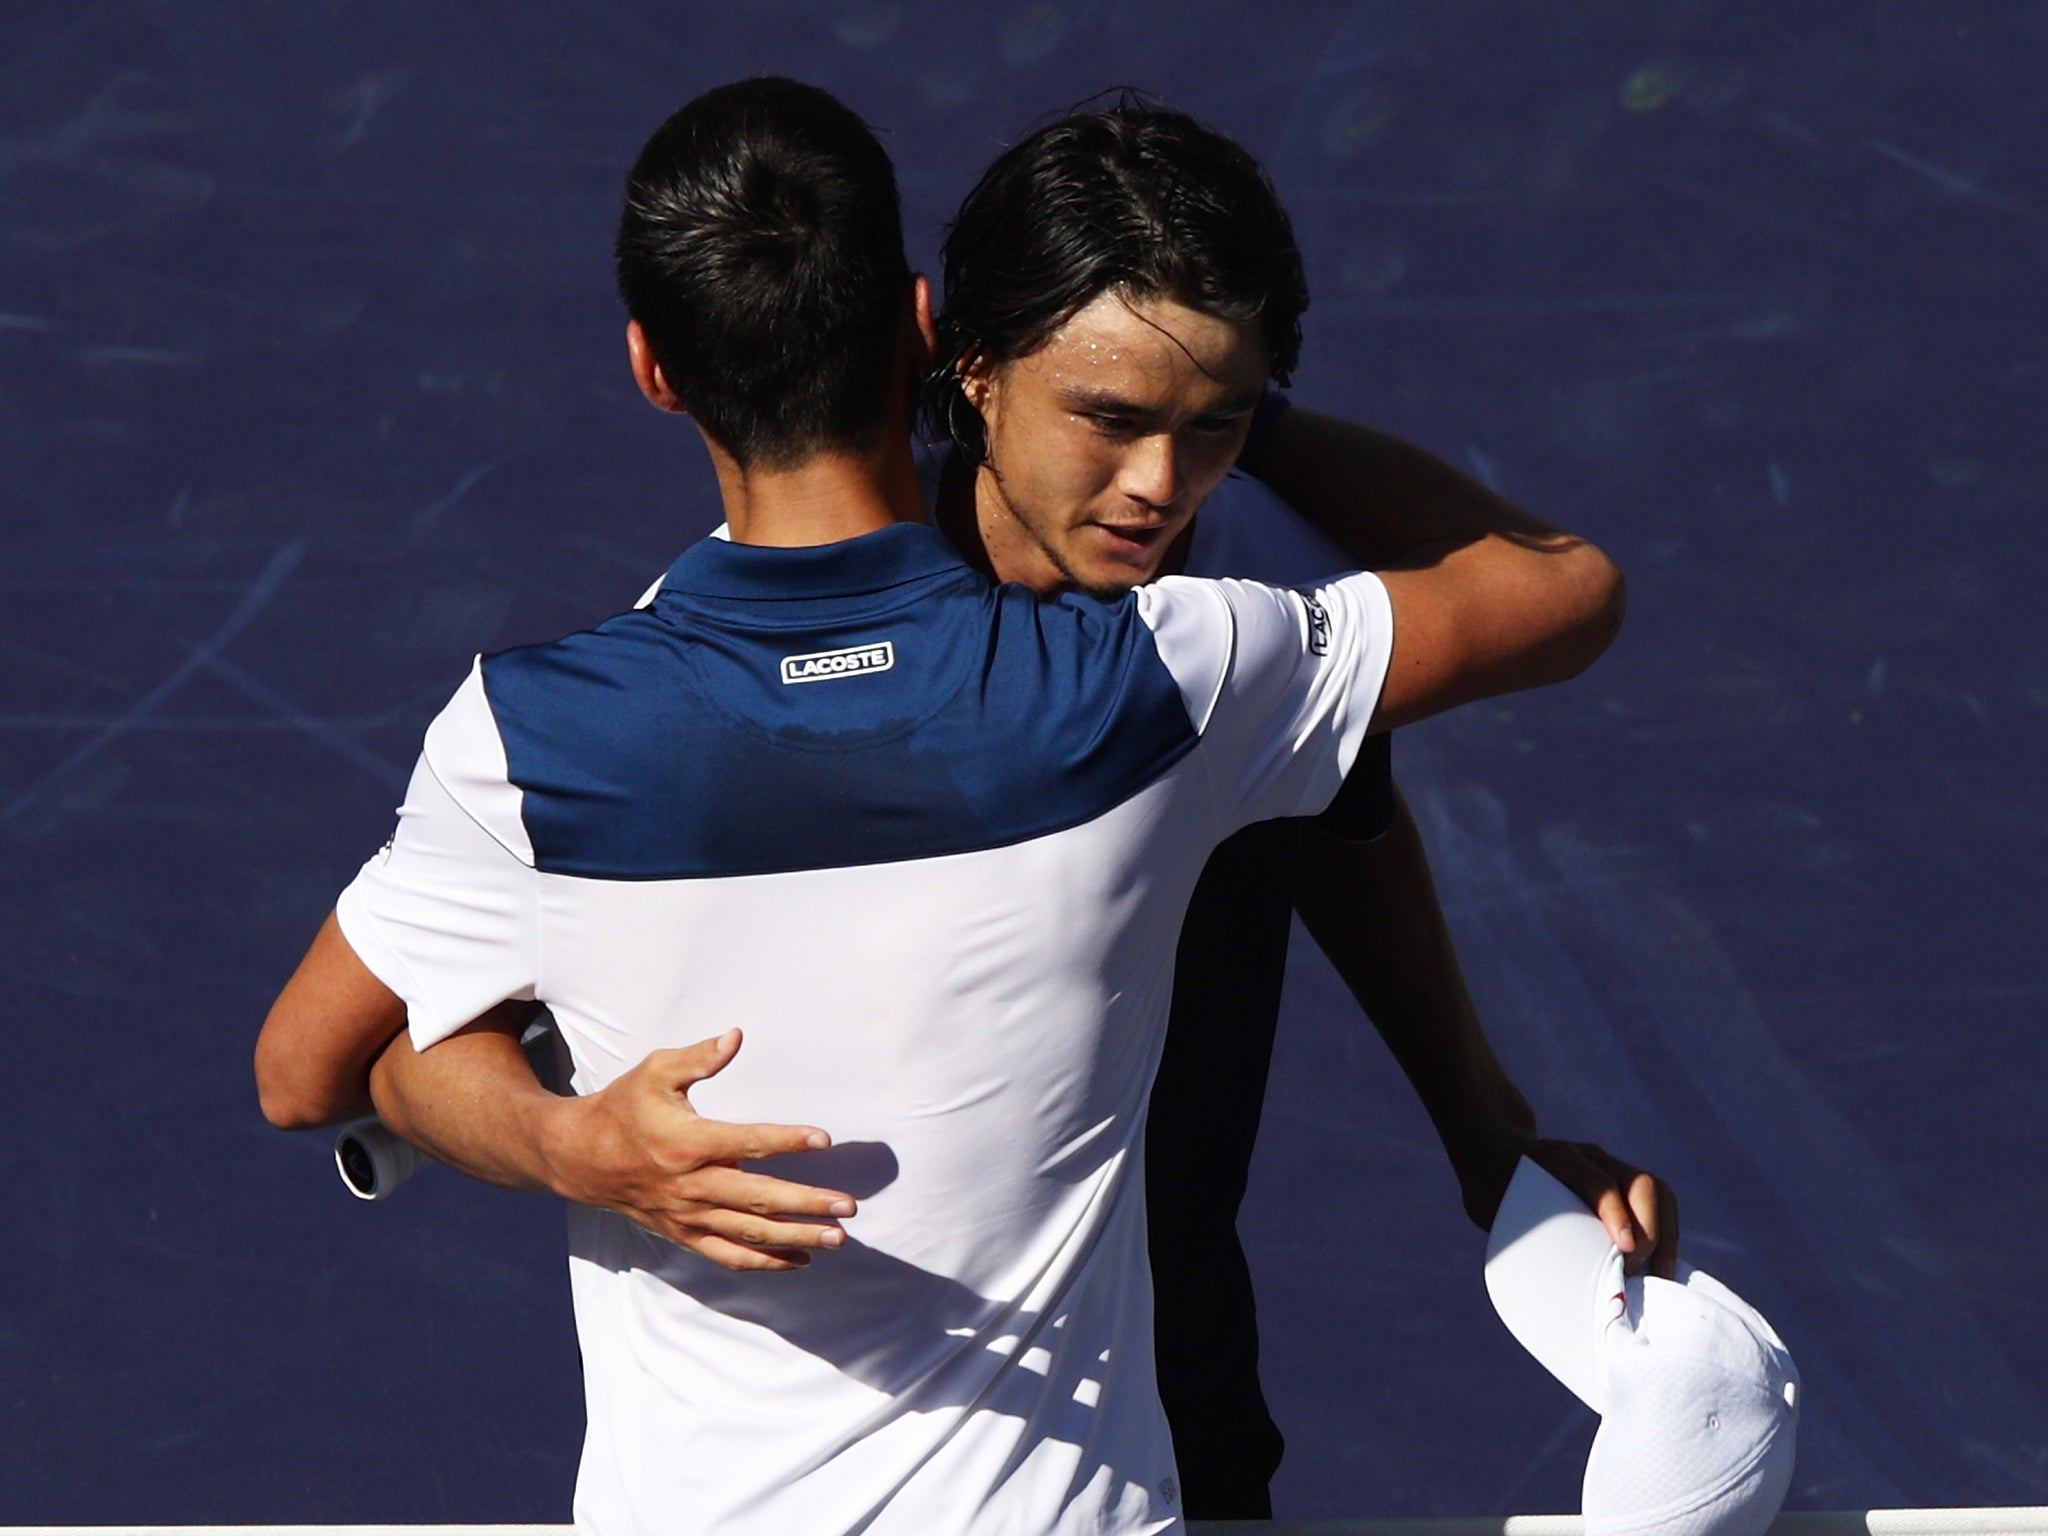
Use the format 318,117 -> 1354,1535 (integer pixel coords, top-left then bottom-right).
333,879 -> 464,1050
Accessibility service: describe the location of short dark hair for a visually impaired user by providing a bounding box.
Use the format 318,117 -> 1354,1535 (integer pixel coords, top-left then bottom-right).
616,77 -> 911,467
927,94 -> 1308,462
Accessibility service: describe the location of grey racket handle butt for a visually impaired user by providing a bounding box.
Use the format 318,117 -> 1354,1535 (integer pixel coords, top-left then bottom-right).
335,1118 -> 428,1200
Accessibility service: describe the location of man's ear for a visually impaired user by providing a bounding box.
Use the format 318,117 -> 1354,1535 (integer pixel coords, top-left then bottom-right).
908,273 -> 938,370
960,351 -> 992,413
626,320 -> 685,414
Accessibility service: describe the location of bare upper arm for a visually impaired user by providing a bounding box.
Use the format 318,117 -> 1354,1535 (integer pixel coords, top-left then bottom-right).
254,909 -> 409,1130
1243,405 -> 1625,731
1371,533 -> 1624,732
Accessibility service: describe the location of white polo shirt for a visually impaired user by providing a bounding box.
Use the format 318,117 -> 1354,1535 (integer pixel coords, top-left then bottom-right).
338,521 -> 1392,1536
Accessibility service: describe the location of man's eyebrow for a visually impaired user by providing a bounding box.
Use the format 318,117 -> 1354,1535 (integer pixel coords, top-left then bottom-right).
1055,385 -> 1155,416
1053,385 -> 1265,417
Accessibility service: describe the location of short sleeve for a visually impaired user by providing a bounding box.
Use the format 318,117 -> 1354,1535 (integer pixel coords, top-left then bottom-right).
1134,569 -> 1394,831
334,664 -> 540,1049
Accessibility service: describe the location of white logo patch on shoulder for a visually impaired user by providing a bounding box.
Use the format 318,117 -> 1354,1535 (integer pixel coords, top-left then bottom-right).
780,640 -> 896,685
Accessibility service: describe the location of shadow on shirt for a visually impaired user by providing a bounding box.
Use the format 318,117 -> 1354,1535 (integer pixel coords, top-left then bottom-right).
591,1139 -> 1136,1452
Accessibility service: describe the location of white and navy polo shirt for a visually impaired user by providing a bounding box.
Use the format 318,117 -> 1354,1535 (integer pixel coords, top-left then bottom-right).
337,520 -> 1393,1536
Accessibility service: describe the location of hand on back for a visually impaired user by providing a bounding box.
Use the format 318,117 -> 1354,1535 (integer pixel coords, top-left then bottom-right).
559,1029 -> 858,1272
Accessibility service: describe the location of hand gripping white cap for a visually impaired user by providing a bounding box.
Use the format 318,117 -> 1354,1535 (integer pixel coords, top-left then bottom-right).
1484,1159 -> 1800,1536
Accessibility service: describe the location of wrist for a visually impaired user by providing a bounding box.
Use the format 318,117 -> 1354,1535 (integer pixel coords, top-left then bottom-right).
1440,1113 -> 1538,1232
1438,1078 -> 1539,1181
534,1090 -> 604,1202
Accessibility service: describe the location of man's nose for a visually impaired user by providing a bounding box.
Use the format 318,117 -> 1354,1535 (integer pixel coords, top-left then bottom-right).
1118,434 -> 1182,509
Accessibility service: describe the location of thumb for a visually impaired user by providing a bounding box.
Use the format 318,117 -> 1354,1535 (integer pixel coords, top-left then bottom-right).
651,1028 -> 744,1092
1592,1183 -> 1643,1261
1533,1140 -> 1644,1260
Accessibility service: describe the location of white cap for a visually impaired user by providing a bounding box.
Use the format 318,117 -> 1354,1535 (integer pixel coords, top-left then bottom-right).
1484,1159 -> 1800,1536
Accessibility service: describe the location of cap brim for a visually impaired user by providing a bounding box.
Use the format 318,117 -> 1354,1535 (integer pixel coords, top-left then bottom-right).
1484,1157 -> 1626,1413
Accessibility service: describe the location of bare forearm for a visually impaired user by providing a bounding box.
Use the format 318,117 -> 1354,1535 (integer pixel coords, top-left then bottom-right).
372,1019 -> 860,1270
1294,792 -> 1532,1220
1297,789 -> 1680,1266
368,1005 -> 571,1195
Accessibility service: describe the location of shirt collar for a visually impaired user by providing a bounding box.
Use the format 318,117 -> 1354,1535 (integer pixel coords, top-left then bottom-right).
662,520 -> 971,602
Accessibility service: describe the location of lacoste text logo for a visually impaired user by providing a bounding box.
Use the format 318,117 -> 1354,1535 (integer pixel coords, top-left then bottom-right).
780,641 -> 896,684
1299,592 -> 1332,656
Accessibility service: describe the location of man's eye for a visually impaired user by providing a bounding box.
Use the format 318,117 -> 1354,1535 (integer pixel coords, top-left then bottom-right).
1191,416 -> 1244,438
1085,413 -> 1138,437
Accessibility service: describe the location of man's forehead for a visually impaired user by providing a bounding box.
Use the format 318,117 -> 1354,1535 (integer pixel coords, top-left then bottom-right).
1032,290 -> 1270,389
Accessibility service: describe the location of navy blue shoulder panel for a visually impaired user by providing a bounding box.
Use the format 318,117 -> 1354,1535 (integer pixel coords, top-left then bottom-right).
480,567 -> 1200,880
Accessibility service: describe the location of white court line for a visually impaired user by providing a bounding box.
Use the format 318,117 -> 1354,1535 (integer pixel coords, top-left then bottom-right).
10,1514 -> 2048,1536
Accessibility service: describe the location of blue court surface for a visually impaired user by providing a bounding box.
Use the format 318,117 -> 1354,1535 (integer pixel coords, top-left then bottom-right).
2,1 -> 2043,1523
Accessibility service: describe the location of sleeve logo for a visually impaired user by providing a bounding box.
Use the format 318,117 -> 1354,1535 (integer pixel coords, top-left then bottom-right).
1298,591 -> 1332,656
780,640 -> 896,684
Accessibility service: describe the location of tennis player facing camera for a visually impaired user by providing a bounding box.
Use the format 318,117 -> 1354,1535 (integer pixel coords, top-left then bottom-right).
259,78 -> 1633,1534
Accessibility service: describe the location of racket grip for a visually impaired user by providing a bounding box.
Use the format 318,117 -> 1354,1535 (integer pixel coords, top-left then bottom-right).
334,1118 -> 428,1200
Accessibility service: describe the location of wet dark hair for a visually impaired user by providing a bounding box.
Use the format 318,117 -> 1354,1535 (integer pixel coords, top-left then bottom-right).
615,77 -> 911,467
926,93 -> 1307,462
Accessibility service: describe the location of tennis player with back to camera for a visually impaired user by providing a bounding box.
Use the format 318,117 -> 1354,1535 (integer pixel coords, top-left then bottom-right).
258,77 -> 1650,1533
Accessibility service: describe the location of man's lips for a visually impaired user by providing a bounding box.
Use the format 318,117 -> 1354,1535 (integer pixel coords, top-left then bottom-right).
1086,521 -> 1174,551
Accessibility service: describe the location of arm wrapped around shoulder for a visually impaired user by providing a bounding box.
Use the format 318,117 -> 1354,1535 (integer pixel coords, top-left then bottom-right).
1371,529 -> 1624,732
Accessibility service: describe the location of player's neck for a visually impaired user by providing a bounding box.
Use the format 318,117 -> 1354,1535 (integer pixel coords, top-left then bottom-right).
708,433 -> 926,549
932,445 -> 999,581
930,449 -> 1072,593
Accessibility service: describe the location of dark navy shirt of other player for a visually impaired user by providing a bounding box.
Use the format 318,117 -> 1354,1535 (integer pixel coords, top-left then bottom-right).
478,523 -> 1203,880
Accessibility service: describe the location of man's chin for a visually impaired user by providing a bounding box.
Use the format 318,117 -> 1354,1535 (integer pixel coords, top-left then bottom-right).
1076,577 -> 1141,601
1035,532 -> 1174,600
1069,556 -> 1159,601
1066,545 -> 1178,600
